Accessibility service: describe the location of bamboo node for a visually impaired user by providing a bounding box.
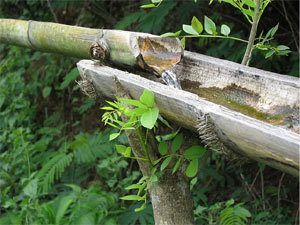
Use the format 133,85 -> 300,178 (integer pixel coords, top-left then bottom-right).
197,113 -> 228,154
76,69 -> 97,99
89,39 -> 109,61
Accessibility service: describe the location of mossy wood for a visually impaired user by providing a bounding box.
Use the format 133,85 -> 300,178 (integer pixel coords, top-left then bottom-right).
77,59 -> 299,177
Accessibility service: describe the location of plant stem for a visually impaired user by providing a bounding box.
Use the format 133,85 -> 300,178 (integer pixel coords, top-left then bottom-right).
127,156 -> 149,161
241,0 -> 261,65
184,34 -> 248,43
136,127 -> 153,166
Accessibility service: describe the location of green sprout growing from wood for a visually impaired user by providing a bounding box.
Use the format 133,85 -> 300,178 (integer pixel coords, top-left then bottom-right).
142,0 -> 291,65
102,89 -> 207,212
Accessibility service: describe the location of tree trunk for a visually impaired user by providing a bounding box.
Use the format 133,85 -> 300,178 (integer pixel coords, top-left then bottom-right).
150,172 -> 194,225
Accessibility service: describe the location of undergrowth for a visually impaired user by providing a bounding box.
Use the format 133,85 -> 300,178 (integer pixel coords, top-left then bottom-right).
0,0 -> 298,224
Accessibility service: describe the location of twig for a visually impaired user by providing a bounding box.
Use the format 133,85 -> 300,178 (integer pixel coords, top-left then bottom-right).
281,0 -> 299,50
184,34 -> 248,43
47,0 -> 58,23
240,173 -> 257,200
277,173 -> 285,210
241,0 -> 260,65
250,169 -> 260,190
295,206 -> 299,225
259,168 -> 265,210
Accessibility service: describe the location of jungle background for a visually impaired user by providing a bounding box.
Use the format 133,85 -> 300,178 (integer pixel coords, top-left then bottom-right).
0,0 -> 299,224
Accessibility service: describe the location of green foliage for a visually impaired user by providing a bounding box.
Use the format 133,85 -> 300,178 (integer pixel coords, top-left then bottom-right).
102,90 -> 208,211
1,1 -> 298,224
219,200 -> 251,225
194,199 -> 251,224
102,89 -> 160,133
0,43 -> 146,225
115,0 -> 176,34
37,153 -> 73,193
156,0 -> 291,64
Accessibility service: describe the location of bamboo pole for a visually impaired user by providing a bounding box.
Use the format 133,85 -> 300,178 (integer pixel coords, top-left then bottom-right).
0,19 -> 182,73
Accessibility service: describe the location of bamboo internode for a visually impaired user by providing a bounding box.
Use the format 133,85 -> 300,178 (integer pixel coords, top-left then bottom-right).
0,19 -> 183,73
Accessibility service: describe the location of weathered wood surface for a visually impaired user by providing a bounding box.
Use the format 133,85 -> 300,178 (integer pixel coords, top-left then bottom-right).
77,59 -> 299,177
176,51 -> 299,115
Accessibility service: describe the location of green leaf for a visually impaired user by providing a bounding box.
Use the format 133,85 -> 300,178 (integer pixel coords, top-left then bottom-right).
0,94 -> 5,109
171,133 -> 183,153
140,90 -> 155,107
265,23 -> 278,39
160,30 -> 181,37
23,179 -> 38,198
101,106 -> 114,111
183,24 -> 199,35
185,159 -> 199,177
243,0 -> 256,8
234,206 -> 251,218
60,68 -> 79,89
140,3 -> 156,8
151,0 -> 161,3
55,195 -> 75,224
116,145 -> 131,157
204,16 -> 216,35
181,37 -> 186,49
149,174 -> 158,183
191,16 -> 203,34
277,45 -> 290,51
106,101 -> 119,108
120,195 -> 143,201
64,184 -> 81,193
242,9 -> 254,18
226,199 -> 235,207
172,158 -> 182,174
76,213 -> 95,225
109,132 -> 120,141
158,142 -> 168,155
153,158 -> 162,165
270,23 -> 279,37
118,98 -> 147,109
135,203 -> 146,212
277,49 -> 291,56
160,156 -> 172,171
42,86 -> 52,98
131,107 -> 148,116
184,145 -> 206,160
125,184 -> 144,190
190,177 -> 198,186
140,107 -> 159,129
155,129 -> 180,142
265,50 -> 275,59
221,24 -> 231,36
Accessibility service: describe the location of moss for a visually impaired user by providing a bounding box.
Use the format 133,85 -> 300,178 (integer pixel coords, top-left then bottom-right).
182,82 -> 286,125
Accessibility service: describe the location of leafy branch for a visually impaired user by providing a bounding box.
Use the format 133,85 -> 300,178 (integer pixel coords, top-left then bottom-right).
101,89 -> 207,211
143,0 -> 291,66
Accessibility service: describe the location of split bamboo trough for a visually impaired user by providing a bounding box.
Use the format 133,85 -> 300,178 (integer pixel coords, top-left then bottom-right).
1,19 -> 299,176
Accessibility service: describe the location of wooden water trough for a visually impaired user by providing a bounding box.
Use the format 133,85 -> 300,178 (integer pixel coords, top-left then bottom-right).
77,53 -> 299,177
1,19 -> 299,177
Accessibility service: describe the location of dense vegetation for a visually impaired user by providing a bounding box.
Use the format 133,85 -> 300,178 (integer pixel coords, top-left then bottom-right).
0,0 -> 298,224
